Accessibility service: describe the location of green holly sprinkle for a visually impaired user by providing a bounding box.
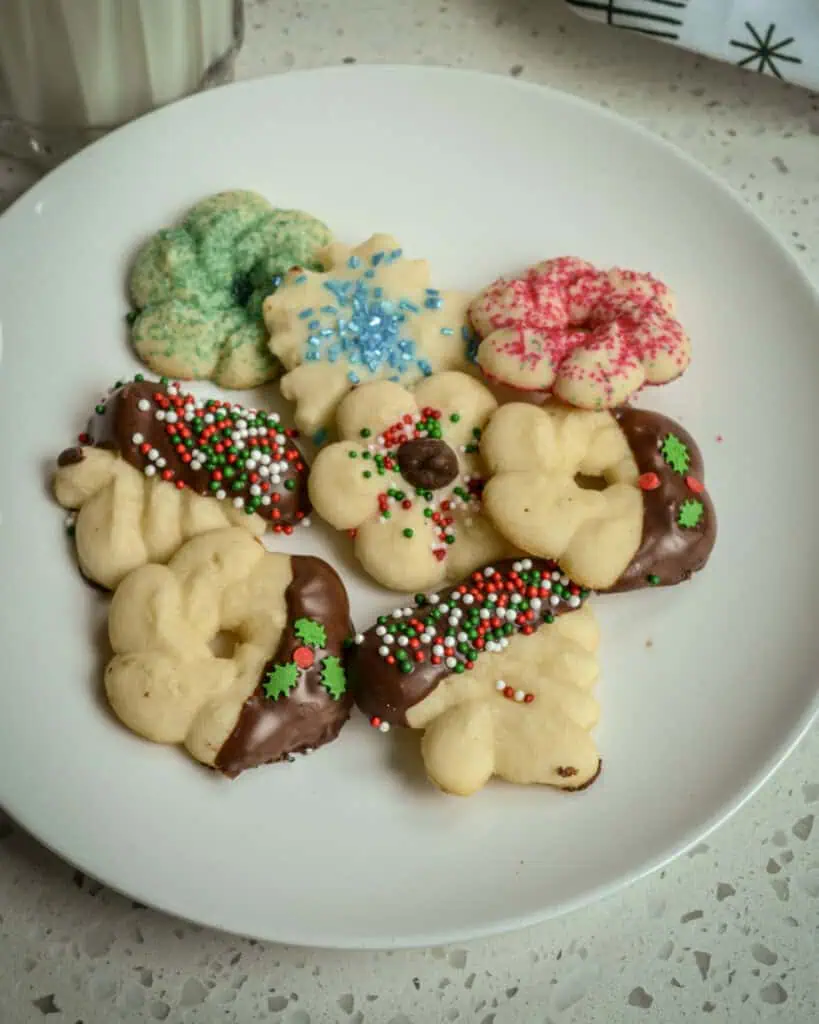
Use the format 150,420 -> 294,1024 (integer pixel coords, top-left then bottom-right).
320,655 -> 347,700
403,528 -> 414,538
678,498 -> 704,529
449,413 -> 461,423
294,617 -> 327,647
360,428 -> 371,438
661,433 -> 690,475
647,573 -> 660,586
262,662 -> 300,701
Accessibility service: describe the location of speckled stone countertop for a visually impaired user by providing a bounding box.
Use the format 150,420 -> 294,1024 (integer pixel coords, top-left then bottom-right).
1,2 -> 818,1022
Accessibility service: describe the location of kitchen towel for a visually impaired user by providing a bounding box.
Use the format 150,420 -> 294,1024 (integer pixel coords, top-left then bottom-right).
565,0 -> 819,90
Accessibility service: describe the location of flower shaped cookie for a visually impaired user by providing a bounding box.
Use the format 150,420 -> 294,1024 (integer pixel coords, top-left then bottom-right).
308,372 -> 510,591
129,190 -> 332,389
263,233 -> 474,435
104,529 -> 354,776
470,256 -> 691,409
480,402 -> 716,591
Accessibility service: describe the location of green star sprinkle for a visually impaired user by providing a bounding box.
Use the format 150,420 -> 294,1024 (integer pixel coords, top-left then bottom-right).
678,498 -> 705,529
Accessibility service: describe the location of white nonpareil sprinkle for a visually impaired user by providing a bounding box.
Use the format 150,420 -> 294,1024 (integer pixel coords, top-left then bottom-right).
156,458 -> 166,469
137,399 -> 151,412
530,597 -> 542,611
511,593 -> 522,604
569,595 -> 581,608
444,635 -> 456,647
429,594 -> 440,604
233,497 -> 244,509
378,721 -> 391,733
216,489 -> 226,500
147,448 -> 159,461
375,625 -> 386,636
354,633 -> 365,645
445,656 -> 457,669
495,679 -> 506,691
392,609 -> 403,619
514,690 -> 525,703
462,594 -> 474,605
155,409 -> 165,421
512,561 -> 522,572
261,495 -> 271,506
378,646 -> 389,656
131,432 -> 144,445
143,465 -> 156,477
397,636 -> 408,647
383,634 -> 394,645
432,644 -> 444,656
505,609 -> 517,622
550,595 -> 560,606
479,609 -> 490,620
438,603 -> 449,614
484,567 -> 495,577
249,485 -> 261,497
301,518 -> 312,528
521,558 -> 532,570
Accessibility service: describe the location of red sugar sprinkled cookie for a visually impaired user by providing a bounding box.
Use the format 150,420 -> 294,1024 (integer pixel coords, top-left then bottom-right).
469,256 -> 691,409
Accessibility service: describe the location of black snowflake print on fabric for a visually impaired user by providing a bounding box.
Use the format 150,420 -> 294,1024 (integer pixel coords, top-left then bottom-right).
729,22 -> 803,80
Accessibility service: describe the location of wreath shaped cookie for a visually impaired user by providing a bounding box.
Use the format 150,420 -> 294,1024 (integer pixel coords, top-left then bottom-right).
263,233 -> 474,435
470,256 -> 691,409
104,529 -> 354,776
54,376 -> 310,590
349,558 -> 601,796
307,372 -> 510,591
129,190 -> 332,389
480,402 -> 717,591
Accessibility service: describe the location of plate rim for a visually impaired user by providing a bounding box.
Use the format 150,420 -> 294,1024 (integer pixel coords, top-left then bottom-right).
1,63 -> 818,950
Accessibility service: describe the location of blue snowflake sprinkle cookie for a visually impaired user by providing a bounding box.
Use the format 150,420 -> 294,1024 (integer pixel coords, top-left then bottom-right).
262,234 -> 475,435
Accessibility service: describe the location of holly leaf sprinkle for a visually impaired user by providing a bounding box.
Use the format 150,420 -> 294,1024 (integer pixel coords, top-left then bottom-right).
294,617 -> 327,648
678,498 -> 705,529
320,656 -> 347,700
660,433 -> 690,475
262,662 -> 300,701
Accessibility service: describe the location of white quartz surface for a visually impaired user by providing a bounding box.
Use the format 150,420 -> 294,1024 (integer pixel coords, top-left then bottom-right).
1,1 -> 818,1021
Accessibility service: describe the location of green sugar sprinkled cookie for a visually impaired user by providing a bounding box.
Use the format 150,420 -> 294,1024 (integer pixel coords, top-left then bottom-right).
128,190 -> 332,389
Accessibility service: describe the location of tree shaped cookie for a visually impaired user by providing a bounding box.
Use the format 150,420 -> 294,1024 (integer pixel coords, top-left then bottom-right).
349,558 -> 601,796
54,376 -> 310,589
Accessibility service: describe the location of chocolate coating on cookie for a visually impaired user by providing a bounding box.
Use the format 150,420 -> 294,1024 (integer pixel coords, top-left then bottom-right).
80,378 -> 310,526
215,556 -> 354,777
397,438 -> 459,491
610,408 -> 717,592
349,557 -> 589,726
57,446 -> 84,467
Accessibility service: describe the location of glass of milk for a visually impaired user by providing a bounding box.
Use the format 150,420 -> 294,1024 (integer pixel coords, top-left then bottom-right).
0,0 -> 244,168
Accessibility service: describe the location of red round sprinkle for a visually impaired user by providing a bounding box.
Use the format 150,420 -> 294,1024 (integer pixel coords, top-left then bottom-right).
639,472 -> 661,490
524,693 -> 535,704
370,716 -> 382,728
686,475 -> 704,493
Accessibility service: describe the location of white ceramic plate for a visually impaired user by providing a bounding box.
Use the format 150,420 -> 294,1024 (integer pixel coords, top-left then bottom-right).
1,66 -> 817,950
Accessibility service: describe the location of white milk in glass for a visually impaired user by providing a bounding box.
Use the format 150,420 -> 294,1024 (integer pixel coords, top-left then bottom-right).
0,0 -> 242,163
